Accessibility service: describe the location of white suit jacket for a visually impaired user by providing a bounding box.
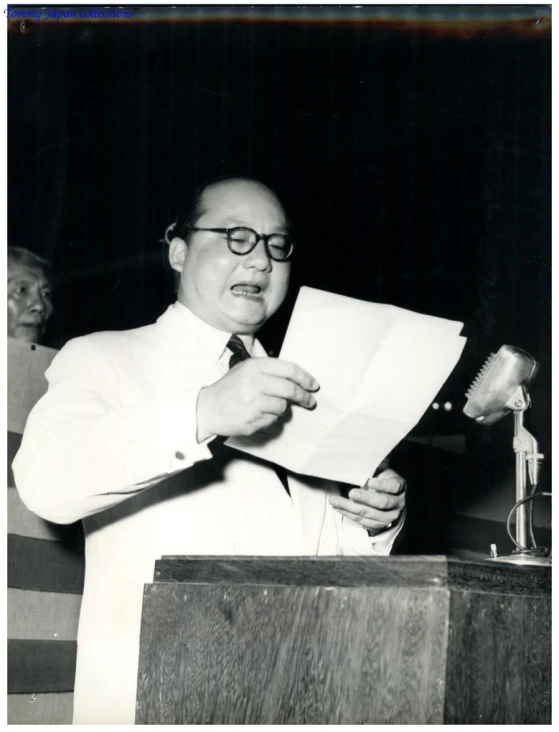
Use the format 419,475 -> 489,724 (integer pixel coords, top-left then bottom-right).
14,302 -> 400,724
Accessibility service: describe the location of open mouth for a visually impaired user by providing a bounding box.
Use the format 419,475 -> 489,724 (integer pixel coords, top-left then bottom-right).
231,284 -> 264,299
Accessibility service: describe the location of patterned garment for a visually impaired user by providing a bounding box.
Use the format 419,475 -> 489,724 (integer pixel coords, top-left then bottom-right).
7,339 -> 85,724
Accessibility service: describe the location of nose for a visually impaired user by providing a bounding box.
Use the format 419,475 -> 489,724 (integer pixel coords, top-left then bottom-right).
28,290 -> 47,316
242,238 -> 272,272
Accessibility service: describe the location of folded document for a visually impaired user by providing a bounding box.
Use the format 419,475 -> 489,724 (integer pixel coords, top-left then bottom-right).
226,286 -> 466,486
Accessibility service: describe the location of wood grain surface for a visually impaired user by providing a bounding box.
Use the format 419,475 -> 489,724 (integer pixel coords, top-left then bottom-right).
445,590 -> 551,724
137,582 -> 449,724
447,557 -> 551,596
155,555 -> 550,595
137,556 -> 551,725
154,555 -> 449,588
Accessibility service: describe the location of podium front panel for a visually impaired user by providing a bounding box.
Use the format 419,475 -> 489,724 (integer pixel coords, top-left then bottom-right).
136,556 -> 550,724
137,558 -> 448,724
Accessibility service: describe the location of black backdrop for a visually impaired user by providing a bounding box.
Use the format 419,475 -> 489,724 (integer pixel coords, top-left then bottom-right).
8,6 -> 551,508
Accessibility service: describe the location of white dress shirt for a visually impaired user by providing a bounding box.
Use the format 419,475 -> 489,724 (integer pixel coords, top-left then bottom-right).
14,302 -> 401,724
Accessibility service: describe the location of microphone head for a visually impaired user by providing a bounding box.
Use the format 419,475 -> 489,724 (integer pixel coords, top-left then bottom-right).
463,345 -> 539,425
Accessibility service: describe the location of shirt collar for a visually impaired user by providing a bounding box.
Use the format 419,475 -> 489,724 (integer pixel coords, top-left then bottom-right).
157,301 -> 255,360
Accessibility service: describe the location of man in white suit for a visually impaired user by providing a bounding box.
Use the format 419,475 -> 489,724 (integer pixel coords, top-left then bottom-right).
14,177 -> 406,724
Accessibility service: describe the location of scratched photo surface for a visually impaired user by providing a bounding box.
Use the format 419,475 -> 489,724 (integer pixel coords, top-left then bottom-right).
7,5 -> 550,550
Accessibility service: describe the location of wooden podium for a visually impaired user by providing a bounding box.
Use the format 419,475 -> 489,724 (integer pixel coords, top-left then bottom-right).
136,556 -> 550,724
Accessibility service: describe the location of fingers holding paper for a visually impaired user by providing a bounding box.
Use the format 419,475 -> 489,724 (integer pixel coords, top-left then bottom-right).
329,468 -> 406,532
197,357 -> 320,441
364,469 -> 406,498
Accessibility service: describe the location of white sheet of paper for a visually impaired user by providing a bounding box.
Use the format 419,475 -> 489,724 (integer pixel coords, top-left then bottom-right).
226,286 -> 466,486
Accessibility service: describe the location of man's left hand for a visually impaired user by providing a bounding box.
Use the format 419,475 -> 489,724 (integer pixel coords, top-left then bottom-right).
329,469 -> 406,535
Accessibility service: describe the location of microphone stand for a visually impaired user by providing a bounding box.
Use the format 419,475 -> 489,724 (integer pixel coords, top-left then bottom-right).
487,386 -> 551,567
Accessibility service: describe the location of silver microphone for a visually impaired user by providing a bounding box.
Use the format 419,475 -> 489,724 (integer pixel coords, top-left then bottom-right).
463,345 -> 549,566
463,345 -> 539,426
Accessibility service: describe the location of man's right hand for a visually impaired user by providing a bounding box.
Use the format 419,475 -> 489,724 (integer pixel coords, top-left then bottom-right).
196,358 -> 320,441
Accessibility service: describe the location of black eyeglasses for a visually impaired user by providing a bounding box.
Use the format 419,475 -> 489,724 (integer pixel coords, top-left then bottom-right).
191,227 -> 294,262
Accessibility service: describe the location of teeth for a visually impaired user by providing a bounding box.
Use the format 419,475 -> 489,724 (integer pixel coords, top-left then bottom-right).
231,284 -> 262,300
231,286 -> 262,299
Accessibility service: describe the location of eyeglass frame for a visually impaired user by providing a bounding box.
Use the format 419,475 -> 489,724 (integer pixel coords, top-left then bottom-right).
189,226 -> 295,262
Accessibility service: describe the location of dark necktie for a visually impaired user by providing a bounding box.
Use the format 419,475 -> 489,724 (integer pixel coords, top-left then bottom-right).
226,335 -> 290,495
227,334 -> 251,368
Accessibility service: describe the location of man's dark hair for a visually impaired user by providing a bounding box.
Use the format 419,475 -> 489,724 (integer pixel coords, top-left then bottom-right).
168,180 -> 211,243
164,175 -> 293,245
8,247 -> 52,278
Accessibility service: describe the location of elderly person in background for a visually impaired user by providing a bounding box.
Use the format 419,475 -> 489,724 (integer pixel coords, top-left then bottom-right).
8,247 -> 54,343
14,177 -> 406,724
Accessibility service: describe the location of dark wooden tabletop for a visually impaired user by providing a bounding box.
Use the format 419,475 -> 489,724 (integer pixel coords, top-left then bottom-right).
153,555 -> 550,596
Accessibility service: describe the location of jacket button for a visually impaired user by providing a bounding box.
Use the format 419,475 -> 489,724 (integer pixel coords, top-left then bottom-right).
174,451 -> 185,460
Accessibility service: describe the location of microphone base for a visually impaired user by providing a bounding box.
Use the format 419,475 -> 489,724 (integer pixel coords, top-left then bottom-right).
486,553 -> 551,567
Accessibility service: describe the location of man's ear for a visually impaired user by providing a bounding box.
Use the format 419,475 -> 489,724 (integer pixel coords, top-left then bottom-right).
168,237 -> 188,273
